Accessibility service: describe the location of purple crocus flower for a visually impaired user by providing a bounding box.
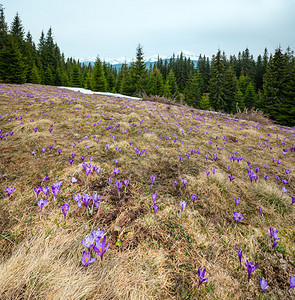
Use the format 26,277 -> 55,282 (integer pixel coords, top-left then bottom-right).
92,229 -> 105,240
150,176 -> 155,184
229,174 -> 235,182
113,168 -> 119,176
259,207 -> 264,218
37,198 -> 48,217
124,179 -> 129,187
82,234 -> 95,249
260,278 -> 269,292
93,235 -> 110,261
61,203 -> 69,220
73,193 -> 82,208
153,203 -> 159,212
51,181 -> 61,202
85,167 -> 92,178
206,170 -> 210,176
236,248 -> 242,268
245,260 -> 257,282
6,186 -> 16,197
42,186 -> 49,196
288,275 -> 295,290
108,176 -> 112,184
173,180 -> 178,187
234,197 -> 240,207
292,196 -> 295,205
81,251 -> 97,267
34,187 -> 42,198
191,194 -> 198,204
198,267 -> 208,287
233,212 -> 244,223
151,193 -> 157,202
181,177 -> 188,187
180,200 -> 187,213
116,180 -> 123,197
282,187 -> 288,194
96,168 -> 101,177
92,193 -> 101,210
82,193 -> 91,207
71,177 -> 78,184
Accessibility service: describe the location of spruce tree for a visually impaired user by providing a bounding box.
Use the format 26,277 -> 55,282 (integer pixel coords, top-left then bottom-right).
199,94 -> 211,110
0,4 -> 8,50
10,13 -> 25,46
131,44 -> 147,96
244,82 -> 257,109
209,50 -> 227,111
91,57 -> 108,91
148,68 -> 164,96
184,71 -> 203,107
262,48 -> 293,125
30,63 -> 41,84
165,69 -> 179,99
232,89 -> 245,113
70,63 -> 81,87
0,37 -> 26,83
223,67 -> 238,113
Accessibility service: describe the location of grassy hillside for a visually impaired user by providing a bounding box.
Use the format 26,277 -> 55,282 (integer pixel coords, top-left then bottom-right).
0,84 -> 294,299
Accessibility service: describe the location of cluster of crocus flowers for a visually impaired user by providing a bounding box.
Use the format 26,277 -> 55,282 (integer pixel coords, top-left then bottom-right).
151,193 -> 158,212
267,227 -> 280,249
233,211 -> 244,223
73,192 -> 101,215
81,228 -> 110,266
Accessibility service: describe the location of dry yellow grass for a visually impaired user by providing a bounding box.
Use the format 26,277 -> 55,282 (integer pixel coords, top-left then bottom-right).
0,83 -> 295,299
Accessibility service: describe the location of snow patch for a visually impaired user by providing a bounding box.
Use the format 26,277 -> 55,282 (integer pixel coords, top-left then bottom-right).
58,86 -> 142,100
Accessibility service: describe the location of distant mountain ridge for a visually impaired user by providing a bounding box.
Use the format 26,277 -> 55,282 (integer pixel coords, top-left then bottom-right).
79,50 -> 201,68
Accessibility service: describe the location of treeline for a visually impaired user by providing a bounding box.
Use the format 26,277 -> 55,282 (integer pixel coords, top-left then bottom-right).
0,6 -> 294,126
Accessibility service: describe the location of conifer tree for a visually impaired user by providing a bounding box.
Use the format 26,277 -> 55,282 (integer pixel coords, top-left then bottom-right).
131,44 -> 147,96
84,68 -> 92,90
10,13 -> 25,46
223,67 -> 238,113
0,37 -> 26,83
209,50 -> 227,111
91,57 -> 108,91
148,68 -> 164,96
232,89 -> 245,113
0,4 -> 8,50
184,71 -> 203,107
199,94 -> 211,110
30,63 -> 41,84
262,48 -> 293,125
70,63 -> 81,87
244,82 -> 257,109
165,69 -> 179,99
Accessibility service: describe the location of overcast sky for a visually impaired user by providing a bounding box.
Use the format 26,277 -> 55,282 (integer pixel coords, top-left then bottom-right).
2,0 -> 295,60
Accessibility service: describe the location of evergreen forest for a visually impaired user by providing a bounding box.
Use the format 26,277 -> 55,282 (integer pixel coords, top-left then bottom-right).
0,6 -> 294,126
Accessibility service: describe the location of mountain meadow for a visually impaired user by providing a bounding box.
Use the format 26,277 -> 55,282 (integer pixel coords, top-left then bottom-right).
0,83 -> 295,299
